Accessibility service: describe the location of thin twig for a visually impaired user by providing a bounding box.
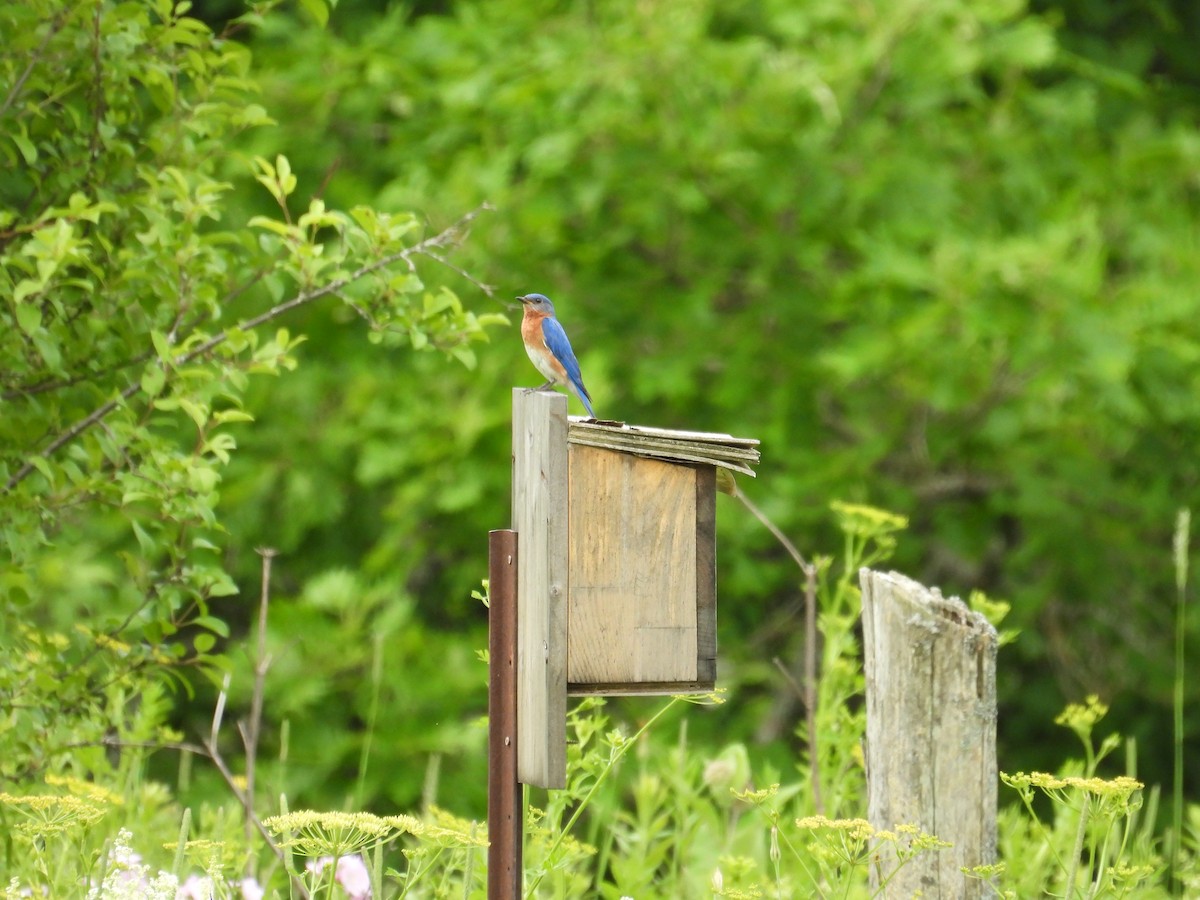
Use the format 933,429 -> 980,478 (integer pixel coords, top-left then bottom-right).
730,481 -> 824,814
209,674 -> 311,900
2,205 -> 491,493
422,249 -> 496,297
802,563 -> 822,814
0,7 -> 71,120
204,734 -> 312,900
1,351 -> 152,400
771,656 -> 806,698
237,548 -> 276,862
2,379 -> 143,493
314,157 -> 341,202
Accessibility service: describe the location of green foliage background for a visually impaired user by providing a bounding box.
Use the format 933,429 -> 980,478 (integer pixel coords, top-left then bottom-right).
212,0 -> 1200,808
3,0 -> 1200,878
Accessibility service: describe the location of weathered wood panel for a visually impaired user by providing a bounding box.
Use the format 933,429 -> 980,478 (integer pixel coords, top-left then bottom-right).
567,419 -> 760,476
566,445 -> 715,689
512,390 -> 568,789
860,569 -> 998,899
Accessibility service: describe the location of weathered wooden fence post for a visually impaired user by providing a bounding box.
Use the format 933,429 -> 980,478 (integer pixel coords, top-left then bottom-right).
860,569 -> 999,898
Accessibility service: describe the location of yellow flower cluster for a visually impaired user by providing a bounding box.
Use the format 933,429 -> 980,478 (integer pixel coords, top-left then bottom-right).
1054,694 -> 1109,732
794,815 -> 875,842
829,501 -> 909,537
264,807 -> 489,860
0,792 -> 107,837
264,810 -> 395,856
1002,771 -> 1143,799
793,816 -> 951,850
44,774 -> 124,807
1002,770 -> 1144,820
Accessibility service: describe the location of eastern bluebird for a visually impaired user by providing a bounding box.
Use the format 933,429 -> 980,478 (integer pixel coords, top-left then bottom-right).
518,293 -> 595,418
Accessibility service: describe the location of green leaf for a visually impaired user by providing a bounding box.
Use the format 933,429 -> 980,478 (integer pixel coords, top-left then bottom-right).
187,464 -> 220,494
150,331 -> 175,366
449,345 -> 477,369
193,633 -> 216,653
178,398 -> 209,430
193,615 -> 230,638
31,332 -> 61,370
28,456 -> 54,484
275,154 -> 297,196
141,363 -> 166,397
11,130 -> 37,165
212,409 -> 254,425
249,215 -> 298,238
297,0 -> 330,28
14,303 -> 41,334
205,573 -> 239,598
131,521 -> 155,556
423,288 -> 459,318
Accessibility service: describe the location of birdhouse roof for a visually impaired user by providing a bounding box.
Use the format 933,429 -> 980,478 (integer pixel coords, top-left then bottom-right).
568,417 -> 761,476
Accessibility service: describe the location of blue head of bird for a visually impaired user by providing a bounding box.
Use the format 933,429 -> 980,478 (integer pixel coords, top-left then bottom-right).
517,293 -> 555,315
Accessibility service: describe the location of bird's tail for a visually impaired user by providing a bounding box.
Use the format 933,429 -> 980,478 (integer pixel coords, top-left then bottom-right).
569,377 -> 595,418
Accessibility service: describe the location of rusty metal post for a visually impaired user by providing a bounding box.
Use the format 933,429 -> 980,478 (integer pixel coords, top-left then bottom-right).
488,530 -> 521,900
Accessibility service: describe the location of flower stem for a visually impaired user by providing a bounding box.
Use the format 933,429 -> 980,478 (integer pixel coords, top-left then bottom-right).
524,696 -> 683,897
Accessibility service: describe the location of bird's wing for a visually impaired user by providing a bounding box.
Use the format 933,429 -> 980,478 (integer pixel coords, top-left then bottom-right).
541,318 -> 583,383
541,317 -> 594,413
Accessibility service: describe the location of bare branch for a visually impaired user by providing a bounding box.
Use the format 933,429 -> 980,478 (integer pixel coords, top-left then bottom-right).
207,671 -> 311,899
202,736 -> 312,900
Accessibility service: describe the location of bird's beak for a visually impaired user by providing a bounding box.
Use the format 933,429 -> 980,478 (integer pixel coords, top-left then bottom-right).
516,295 -> 529,304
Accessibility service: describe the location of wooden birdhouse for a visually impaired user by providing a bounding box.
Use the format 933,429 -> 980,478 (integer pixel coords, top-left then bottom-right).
511,389 -> 759,787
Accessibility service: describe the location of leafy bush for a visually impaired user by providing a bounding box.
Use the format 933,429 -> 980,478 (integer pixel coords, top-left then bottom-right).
0,0 -> 499,810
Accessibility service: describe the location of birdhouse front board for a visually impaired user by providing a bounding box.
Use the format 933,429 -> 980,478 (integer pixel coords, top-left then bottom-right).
566,445 -> 716,693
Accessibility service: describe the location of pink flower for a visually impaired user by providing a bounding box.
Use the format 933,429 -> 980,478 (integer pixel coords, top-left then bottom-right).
305,855 -> 370,899
238,878 -> 265,900
335,855 -> 371,900
305,856 -> 334,876
176,875 -> 212,899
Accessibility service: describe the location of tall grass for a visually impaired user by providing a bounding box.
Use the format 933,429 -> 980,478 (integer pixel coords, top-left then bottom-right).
1,506 -> 1196,898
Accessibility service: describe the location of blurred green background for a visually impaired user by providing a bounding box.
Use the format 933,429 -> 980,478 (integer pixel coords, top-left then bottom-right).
201,0 -> 1200,814
5,0 -> 1200,823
